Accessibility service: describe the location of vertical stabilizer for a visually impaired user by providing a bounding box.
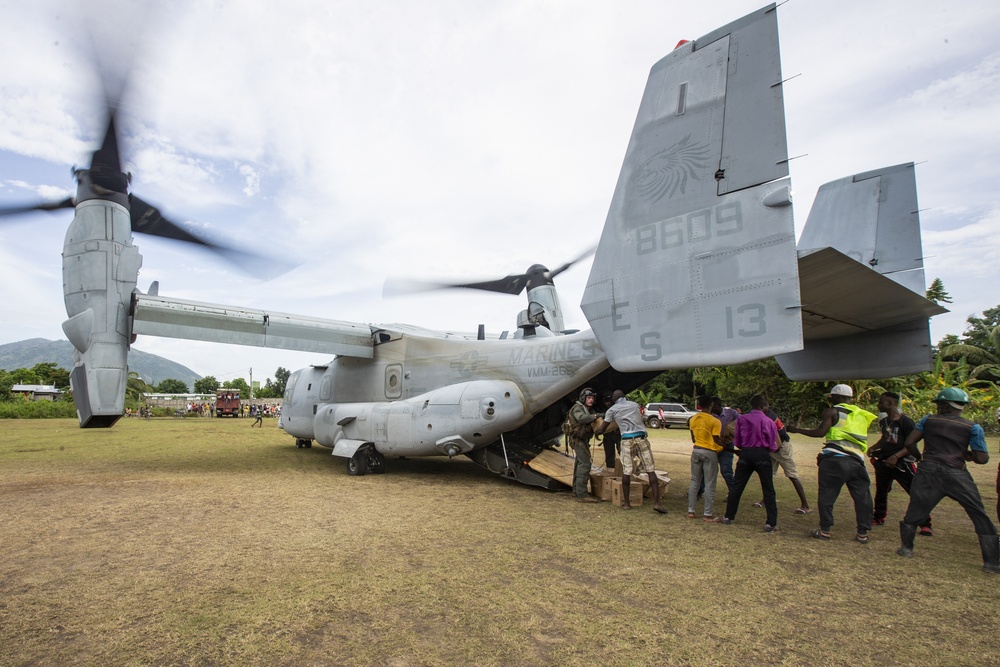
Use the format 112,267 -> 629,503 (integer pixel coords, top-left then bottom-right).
797,162 -> 926,295
581,5 -> 802,371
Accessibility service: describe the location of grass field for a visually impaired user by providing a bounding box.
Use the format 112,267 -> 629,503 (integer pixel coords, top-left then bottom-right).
2,417 -> 999,666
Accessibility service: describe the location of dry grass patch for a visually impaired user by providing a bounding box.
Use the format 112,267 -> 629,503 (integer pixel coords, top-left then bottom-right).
1,418 -> 999,666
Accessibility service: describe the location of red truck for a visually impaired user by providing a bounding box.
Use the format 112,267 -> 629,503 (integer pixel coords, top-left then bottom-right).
215,389 -> 241,417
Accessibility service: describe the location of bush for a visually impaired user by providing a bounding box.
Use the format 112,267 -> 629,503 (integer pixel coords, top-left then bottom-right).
0,400 -> 78,419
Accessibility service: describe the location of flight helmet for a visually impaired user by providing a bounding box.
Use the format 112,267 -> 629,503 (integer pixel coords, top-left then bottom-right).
579,388 -> 598,403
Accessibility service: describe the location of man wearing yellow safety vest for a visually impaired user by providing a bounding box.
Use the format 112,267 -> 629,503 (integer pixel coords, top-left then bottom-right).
786,384 -> 878,544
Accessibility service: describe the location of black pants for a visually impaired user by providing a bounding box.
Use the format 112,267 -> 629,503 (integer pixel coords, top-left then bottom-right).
903,461 -> 996,536
603,434 -> 621,469
871,458 -> 930,528
725,448 -> 776,526
818,454 -> 873,534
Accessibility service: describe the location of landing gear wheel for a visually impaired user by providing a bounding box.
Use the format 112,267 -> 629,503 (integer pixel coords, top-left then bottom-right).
295,438 -> 312,449
369,450 -> 386,474
347,449 -> 370,476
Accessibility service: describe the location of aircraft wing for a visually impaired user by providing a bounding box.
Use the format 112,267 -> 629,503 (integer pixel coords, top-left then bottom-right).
131,294 -> 375,359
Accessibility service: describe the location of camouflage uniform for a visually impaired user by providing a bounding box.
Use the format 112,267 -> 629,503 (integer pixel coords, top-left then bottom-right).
568,400 -> 598,497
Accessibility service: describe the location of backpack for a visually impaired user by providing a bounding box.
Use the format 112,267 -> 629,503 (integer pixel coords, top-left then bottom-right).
561,406 -> 593,440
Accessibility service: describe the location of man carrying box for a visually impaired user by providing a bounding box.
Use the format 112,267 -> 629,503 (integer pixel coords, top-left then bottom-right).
595,390 -> 667,514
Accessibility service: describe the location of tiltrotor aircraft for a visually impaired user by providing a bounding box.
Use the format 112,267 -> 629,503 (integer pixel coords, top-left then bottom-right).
1,5 -> 945,488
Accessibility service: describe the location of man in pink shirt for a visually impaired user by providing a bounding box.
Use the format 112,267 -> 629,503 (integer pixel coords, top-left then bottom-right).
720,394 -> 780,532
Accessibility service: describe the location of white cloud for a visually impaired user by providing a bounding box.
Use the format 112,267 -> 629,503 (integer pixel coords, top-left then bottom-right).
2,0 -> 1000,378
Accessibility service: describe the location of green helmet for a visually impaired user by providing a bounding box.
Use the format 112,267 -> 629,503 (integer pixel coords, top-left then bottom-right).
933,387 -> 969,404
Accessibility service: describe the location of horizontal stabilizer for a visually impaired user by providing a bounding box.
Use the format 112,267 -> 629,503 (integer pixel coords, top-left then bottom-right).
776,319 -> 934,381
132,294 -> 375,358
794,247 -> 946,341
582,4 -> 802,371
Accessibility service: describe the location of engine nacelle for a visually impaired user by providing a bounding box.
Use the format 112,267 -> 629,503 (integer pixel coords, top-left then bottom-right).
313,380 -> 527,457
62,196 -> 140,428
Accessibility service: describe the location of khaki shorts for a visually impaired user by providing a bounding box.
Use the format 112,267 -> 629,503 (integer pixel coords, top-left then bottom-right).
621,436 -> 656,476
771,440 -> 799,479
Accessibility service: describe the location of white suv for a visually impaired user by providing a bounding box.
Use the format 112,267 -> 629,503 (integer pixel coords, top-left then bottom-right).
643,402 -> 694,429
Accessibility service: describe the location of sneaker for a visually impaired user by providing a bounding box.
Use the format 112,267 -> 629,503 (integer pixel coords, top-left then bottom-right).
719,517 -> 733,525
919,526 -> 934,537
764,524 -> 778,533
872,517 -> 885,526
896,546 -> 914,558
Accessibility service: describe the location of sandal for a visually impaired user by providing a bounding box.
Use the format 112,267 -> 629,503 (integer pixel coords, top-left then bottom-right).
855,533 -> 870,544
752,501 -> 765,508
686,512 -> 696,519
794,507 -> 813,514
810,529 -> 831,540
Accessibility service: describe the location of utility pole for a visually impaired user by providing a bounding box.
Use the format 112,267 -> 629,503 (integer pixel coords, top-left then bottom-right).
249,367 -> 253,400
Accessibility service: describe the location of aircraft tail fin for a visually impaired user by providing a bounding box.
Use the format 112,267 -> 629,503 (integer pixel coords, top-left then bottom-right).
581,4 -> 803,371
775,163 -> 947,380
796,162 -> 928,294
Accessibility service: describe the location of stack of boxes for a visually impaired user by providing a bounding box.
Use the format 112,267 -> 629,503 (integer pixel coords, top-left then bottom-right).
590,470 -> 669,506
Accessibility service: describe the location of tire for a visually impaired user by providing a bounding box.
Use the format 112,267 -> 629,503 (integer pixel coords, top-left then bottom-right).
347,449 -> 369,476
648,417 -> 661,429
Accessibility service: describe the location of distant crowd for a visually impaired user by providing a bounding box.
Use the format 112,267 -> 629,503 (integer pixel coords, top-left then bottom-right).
564,384 -> 1000,574
124,403 -> 282,418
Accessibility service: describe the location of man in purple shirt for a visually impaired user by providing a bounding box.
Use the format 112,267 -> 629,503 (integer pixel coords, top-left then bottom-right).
720,394 -> 780,532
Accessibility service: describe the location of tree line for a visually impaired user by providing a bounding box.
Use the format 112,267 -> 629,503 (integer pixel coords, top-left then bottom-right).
632,291 -> 1000,434
0,364 -> 292,413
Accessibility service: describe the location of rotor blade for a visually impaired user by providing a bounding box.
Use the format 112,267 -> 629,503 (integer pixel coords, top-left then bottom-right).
88,112 -> 130,195
0,197 -> 75,218
129,194 -> 296,279
548,245 -> 596,279
129,194 -> 207,246
383,274 -> 528,297
454,274 -> 529,295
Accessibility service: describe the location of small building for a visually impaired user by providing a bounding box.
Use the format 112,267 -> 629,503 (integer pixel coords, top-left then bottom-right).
11,384 -> 64,402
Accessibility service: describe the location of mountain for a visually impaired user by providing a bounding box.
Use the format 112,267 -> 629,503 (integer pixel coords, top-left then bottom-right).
0,338 -> 202,390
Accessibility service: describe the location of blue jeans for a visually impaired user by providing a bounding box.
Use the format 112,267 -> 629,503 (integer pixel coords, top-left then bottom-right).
725,448 -> 776,526
717,450 -> 735,491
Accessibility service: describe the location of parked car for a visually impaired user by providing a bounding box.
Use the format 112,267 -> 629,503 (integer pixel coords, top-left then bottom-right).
643,402 -> 695,429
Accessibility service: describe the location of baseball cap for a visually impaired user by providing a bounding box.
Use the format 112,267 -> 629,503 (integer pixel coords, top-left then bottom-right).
827,383 -> 853,398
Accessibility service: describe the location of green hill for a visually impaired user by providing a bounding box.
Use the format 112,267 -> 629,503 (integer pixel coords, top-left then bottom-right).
0,338 -> 202,390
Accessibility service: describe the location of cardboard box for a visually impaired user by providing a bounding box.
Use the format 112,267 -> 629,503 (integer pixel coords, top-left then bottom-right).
590,472 -> 617,500
636,471 -> 671,499
611,479 -> 644,507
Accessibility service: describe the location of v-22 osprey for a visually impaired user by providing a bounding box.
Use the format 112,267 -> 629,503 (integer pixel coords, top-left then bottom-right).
5,5 -> 945,488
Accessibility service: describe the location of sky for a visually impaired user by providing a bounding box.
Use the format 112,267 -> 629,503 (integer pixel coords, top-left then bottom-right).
1,0 -> 999,386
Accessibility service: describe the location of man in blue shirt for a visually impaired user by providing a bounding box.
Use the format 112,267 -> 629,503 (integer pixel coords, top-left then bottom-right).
886,387 -> 999,573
